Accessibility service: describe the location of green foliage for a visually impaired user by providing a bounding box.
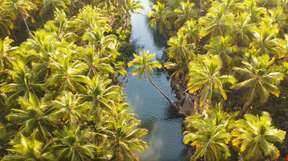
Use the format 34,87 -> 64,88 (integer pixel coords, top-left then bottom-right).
187,55 -> 236,108
184,107 -> 286,161
0,1 -> 147,161
184,108 -> 232,161
233,55 -> 284,106
232,112 -> 286,161
152,0 -> 288,160
128,52 -> 162,78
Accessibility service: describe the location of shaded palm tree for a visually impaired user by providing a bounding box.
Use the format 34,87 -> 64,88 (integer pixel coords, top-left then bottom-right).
233,55 -> 284,117
46,53 -> 88,93
187,55 -> 236,109
80,75 -> 121,110
183,108 -> 232,161
0,61 -> 44,104
51,92 -> 91,125
128,51 -> 175,106
2,134 -> 55,161
106,102 -> 148,161
6,95 -> 55,140
231,112 -> 286,161
51,126 -> 98,161
4,0 -> 37,36
0,37 -> 16,73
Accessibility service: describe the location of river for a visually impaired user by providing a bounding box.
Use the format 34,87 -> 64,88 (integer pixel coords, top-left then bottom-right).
124,0 -> 187,161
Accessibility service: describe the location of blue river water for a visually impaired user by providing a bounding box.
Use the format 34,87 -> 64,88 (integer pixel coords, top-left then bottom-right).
124,0 -> 187,161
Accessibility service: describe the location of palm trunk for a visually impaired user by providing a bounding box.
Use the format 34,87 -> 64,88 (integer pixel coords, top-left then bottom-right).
20,13 -> 33,37
237,101 -> 251,118
146,75 -> 176,108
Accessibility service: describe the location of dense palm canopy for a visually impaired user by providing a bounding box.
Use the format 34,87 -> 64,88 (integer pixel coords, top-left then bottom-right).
187,55 -> 236,108
0,1 -> 147,161
184,108 -> 232,161
232,112 -> 286,161
233,55 -> 284,116
0,0 -> 287,160
150,0 -> 288,160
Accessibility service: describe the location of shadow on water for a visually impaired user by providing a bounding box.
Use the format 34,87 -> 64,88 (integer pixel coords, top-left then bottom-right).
124,0 -> 188,161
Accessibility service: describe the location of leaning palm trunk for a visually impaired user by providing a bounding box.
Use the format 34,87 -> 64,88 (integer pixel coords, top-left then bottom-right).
237,101 -> 251,118
20,13 -> 33,37
146,74 -> 176,108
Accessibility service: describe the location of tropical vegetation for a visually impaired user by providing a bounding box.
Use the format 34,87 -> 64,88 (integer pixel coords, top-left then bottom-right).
0,1 -> 147,161
145,0 -> 288,160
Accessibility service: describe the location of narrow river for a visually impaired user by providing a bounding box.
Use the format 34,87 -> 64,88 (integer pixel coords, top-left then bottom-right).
124,0 -> 187,161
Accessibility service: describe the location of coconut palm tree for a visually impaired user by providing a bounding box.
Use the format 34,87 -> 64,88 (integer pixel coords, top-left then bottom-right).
231,12 -> 254,45
174,1 -> 196,28
46,53 -> 88,93
233,56 -> 284,117
80,47 -> 114,77
2,134 -> 55,161
231,112 -> 286,161
0,37 -> 16,73
183,108 -> 232,161
50,92 -> 91,125
0,61 -> 44,104
250,22 -> 281,56
80,75 -> 121,111
128,51 -> 175,106
51,126 -> 98,161
166,33 -> 195,81
198,2 -> 235,37
4,0 -> 37,36
205,35 -> 237,66
105,102 -> 148,161
6,95 -> 55,140
70,5 -> 110,39
148,2 -> 172,35
0,1 -> 15,36
187,55 -> 236,109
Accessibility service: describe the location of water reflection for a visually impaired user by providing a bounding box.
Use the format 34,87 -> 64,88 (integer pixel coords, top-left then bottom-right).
124,0 -> 187,161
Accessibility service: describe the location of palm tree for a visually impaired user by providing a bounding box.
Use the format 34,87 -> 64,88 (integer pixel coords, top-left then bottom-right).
2,134 -> 55,161
70,5 -> 110,39
183,108 -> 232,161
46,53 -> 88,93
23,30 -> 58,62
4,0 -> 37,36
6,95 -> 54,140
174,1 -> 196,28
51,126 -> 98,161
231,112 -> 286,161
105,102 -> 148,161
187,55 -> 236,109
232,56 -> 284,117
205,35 -> 237,66
0,1 -> 15,36
0,61 -> 44,104
148,2 -> 172,35
166,33 -> 195,81
231,12 -> 254,46
80,75 -> 121,111
250,22 -> 281,56
128,51 -> 175,106
0,37 -> 16,73
51,92 -> 91,125
198,2 -> 234,37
